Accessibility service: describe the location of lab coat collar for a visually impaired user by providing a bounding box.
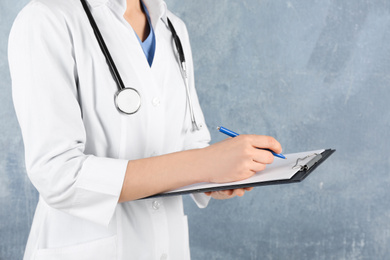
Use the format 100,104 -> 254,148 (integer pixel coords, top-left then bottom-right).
85,0 -> 108,7
89,0 -> 168,29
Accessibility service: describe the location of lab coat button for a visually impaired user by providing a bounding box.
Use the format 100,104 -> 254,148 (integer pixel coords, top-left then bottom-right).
160,253 -> 168,260
152,97 -> 160,107
152,200 -> 160,210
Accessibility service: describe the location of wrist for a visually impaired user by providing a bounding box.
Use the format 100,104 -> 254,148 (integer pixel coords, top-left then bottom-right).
188,147 -> 212,183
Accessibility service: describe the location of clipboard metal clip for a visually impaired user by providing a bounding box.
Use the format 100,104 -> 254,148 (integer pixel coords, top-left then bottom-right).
292,153 -> 323,171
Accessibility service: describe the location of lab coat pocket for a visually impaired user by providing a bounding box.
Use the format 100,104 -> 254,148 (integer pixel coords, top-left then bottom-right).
34,235 -> 117,260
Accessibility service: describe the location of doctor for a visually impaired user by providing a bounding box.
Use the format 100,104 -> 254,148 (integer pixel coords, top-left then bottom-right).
8,0 -> 282,259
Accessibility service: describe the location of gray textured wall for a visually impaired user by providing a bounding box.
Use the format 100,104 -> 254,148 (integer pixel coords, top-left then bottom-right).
1,0 -> 390,259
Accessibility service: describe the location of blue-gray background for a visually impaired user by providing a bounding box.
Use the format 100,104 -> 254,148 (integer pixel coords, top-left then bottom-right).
1,0 -> 389,259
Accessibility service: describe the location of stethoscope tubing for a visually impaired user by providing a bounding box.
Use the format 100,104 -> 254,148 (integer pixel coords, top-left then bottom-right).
167,19 -> 199,131
80,0 -> 126,91
80,0 -> 201,129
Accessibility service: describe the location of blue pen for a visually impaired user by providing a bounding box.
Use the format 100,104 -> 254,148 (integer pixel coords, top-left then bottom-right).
217,126 -> 286,159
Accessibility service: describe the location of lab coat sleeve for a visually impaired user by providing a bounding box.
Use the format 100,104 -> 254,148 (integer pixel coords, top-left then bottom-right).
168,13 -> 212,208
8,3 -> 128,226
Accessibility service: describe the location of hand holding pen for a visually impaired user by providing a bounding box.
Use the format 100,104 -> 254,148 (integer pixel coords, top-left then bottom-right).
198,128 -> 283,185
217,126 -> 286,159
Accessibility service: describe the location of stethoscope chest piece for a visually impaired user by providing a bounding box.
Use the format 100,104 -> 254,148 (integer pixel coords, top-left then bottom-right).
115,88 -> 141,115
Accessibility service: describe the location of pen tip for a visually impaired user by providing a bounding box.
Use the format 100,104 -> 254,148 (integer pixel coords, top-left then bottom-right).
216,126 -> 220,130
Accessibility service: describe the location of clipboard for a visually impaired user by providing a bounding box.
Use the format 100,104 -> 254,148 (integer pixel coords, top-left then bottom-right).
149,149 -> 335,198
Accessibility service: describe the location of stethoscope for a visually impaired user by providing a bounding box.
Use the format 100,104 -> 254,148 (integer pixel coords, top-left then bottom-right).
80,0 -> 200,131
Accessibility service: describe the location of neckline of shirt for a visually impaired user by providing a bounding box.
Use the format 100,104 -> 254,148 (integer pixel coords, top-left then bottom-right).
137,0 -> 156,66
137,1 -> 154,41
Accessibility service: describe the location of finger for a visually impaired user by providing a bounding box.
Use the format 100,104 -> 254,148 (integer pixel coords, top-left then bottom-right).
252,149 -> 274,165
210,190 -> 236,200
221,189 -> 234,196
249,135 -> 282,154
248,158 -> 267,173
244,187 -> 254,191
233,189 -> 246,197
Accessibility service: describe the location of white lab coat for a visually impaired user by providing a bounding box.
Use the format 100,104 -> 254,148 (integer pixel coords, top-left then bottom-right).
8,0 -> 211,259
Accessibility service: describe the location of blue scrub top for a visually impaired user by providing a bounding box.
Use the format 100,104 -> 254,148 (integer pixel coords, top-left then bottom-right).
135,1 -> 156,67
